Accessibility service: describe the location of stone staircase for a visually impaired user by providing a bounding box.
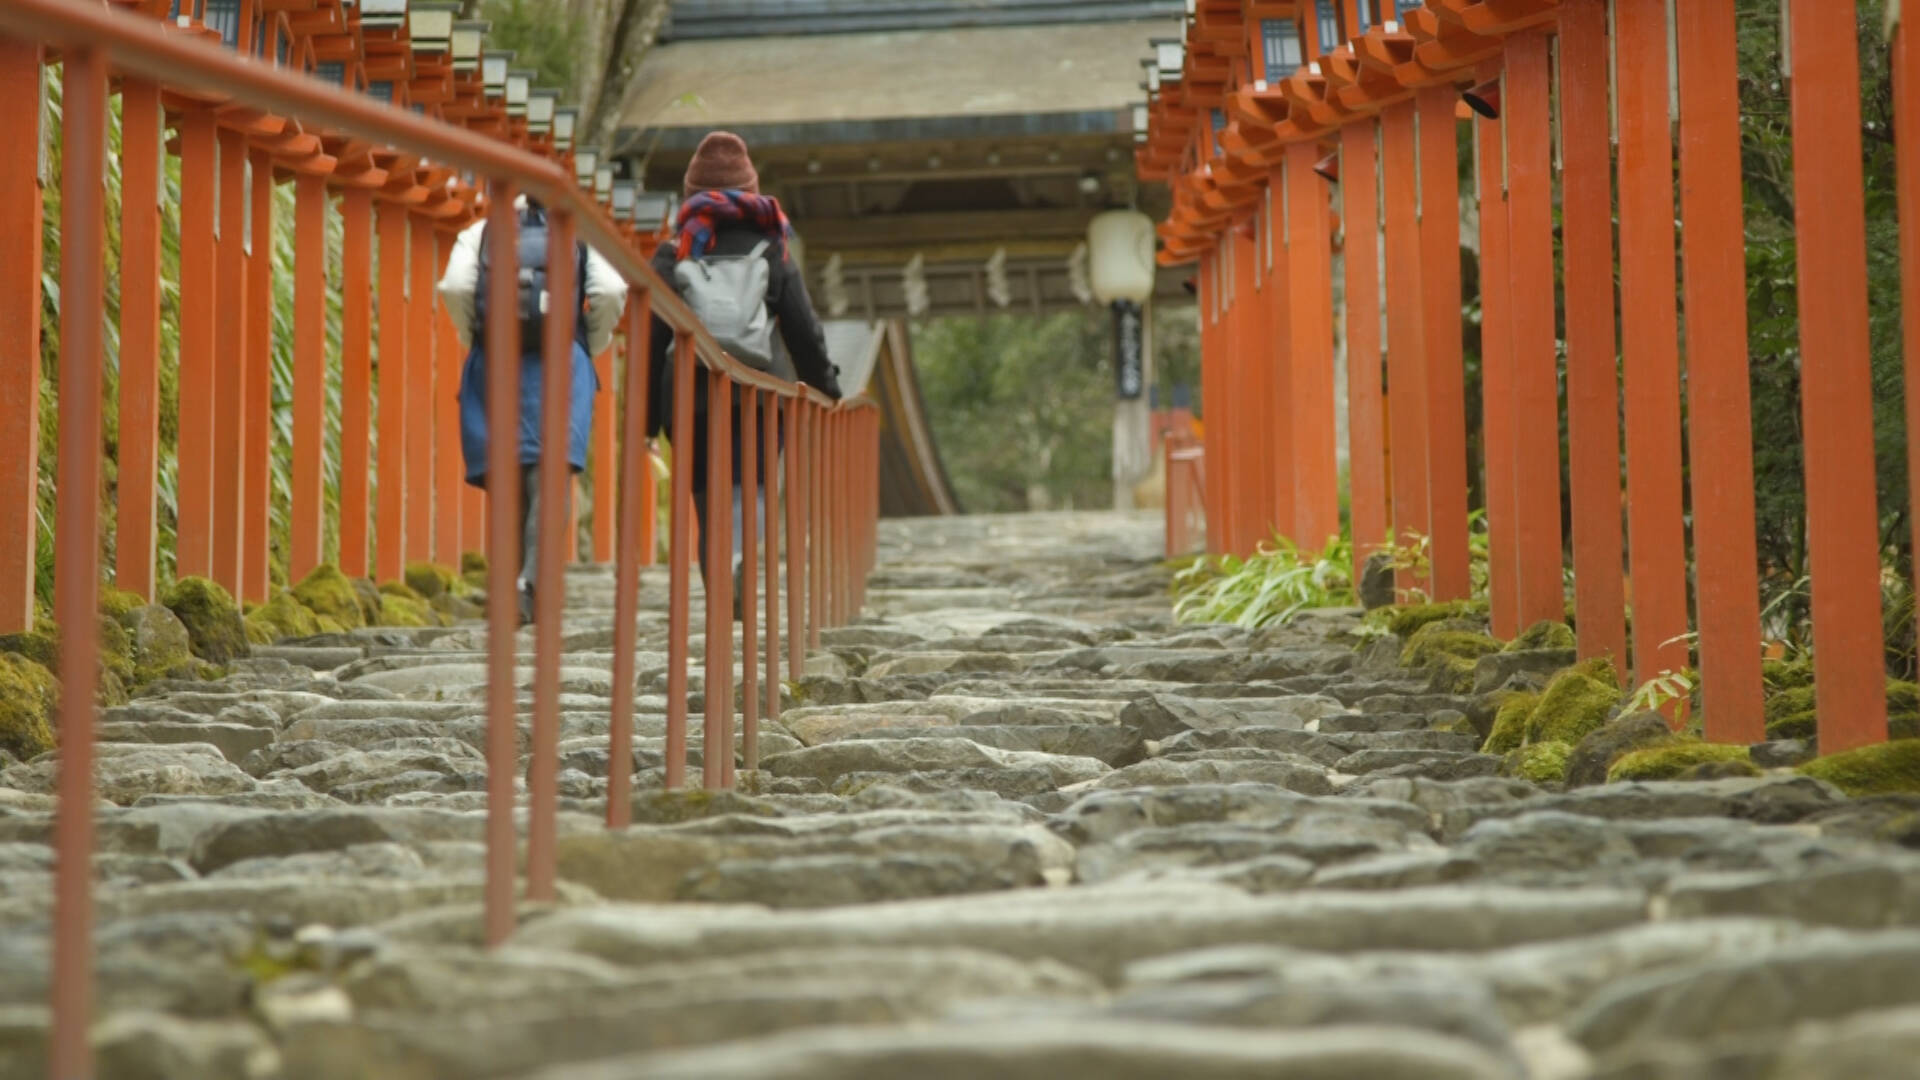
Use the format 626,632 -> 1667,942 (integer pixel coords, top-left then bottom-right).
2,511 -> 1919,1078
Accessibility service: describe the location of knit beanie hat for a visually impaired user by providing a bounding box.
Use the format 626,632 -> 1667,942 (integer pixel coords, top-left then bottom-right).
683,131 -> 759,197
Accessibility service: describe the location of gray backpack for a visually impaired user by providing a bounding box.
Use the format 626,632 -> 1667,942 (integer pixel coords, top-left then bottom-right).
673,240 -> 776,371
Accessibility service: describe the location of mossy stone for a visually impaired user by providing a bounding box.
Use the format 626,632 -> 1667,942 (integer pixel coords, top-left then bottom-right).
1506,740 -> 1572,784
404,562 -> 463,600
122,605 -> 195,686
0,626 -> 57,667
1568,655 -> 1621,687
1565,711 -> 1675,788
1365,599 -> 1491,639
1401,624 -> 1502,669
460,550 -> 489,590
350,578 -> 384,625
291,564 -> 366,630
161,577 -> 250,664
1762,658 -> 1815,691
377,593 -> 438,628
1607,739 -> 1753,783
98,588 -> 146,621
0,653 -> 57,761
1506,620 -> 1575,653
1798,740 -> 1920,797
1764,685 -> 1817,741
379,581 -> 427,602
1523,667 -> 1621,746
1483,691 -> 1539,755
245,591 -> 323,645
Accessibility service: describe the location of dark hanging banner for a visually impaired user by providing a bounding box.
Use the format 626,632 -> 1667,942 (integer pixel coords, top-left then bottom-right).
1112,300 -> 1144,400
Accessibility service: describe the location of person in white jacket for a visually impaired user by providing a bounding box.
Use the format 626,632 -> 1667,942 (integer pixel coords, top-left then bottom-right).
438,194 -> 627,622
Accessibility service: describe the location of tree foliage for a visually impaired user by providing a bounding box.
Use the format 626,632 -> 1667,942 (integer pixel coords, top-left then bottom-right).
474,0 -> 672,151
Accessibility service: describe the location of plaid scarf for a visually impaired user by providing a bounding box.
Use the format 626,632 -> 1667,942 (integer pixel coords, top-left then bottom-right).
674,189 -> 792,261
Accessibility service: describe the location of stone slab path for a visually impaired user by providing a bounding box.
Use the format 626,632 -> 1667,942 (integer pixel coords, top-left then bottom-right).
5,511 -> 1920,1078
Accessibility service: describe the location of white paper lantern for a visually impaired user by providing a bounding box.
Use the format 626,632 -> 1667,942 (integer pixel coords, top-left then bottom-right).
1088,209 -> 1156,304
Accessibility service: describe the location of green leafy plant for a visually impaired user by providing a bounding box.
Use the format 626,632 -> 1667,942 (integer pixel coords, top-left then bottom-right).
1172,534 -> 1356,628
1627,668 -> 1698,726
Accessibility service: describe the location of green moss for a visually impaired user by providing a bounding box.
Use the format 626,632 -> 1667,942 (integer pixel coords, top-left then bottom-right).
1400,624 -> 1503,669
379,581 -> 426,602
96,615 -> 135,704
460,551 -> 489,590
1762,658 -> 1815,692
1607,739 -> 1753,783
0,653 -> 57,761
245,591 -> 323,645
1483,691 -> 1539,755
98,588 -> 146,622
162,577 -> 250,664
1506,620 -> 1575,652
377,592 -> 438,628
0,626 -> 57,667
291,564 -> 366,630
350,578 -> 384,625
1569,655 -> 1622,687
404,561 -> 463,600
1799,740 -> 1920,796
122,604 -> 196,687
1506,740 -> 1572,784
1523,667 -> 1621,746
1364,599 -> 1491,639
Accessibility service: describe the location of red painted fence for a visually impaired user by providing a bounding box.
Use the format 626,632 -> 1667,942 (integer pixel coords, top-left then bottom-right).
0,3 -> 879,1076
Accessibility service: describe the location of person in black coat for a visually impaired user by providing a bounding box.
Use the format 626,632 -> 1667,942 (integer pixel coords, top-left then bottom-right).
646,131 -> 842,610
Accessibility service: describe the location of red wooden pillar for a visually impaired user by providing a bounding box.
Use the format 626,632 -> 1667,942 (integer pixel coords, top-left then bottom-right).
376,200 -> 410,581
290,173 -> 328,583
1381,100 -> 1430,597
243,147 -> 275,604
785,395 -> 807,674
592,345 -> 616,563
212,126 -> 250,597
408,214 -> 437,564
1475,88 -> 1519,639
1677,0 -> 1765,742
1558,0 -> 1628,672
1505,34 -> 1566,629
1216,239 -> 1244,553
0,40 -> 40,631
1286,143 -> 1339,550
1343,121 -> 1388,582
338,189 -> 375,578
1789,0 -> 1889,751
1229,221 -> 1269,545
1246,201 -> 1277,541
1617,0 -> 1691,688
1901,0 -> 1920,679
1264,183 -> 1295,543
115,79 -> 164,599
176,109 -> 218,582
703,370 -> 735,790
1416,87 -> 1471,602
665,337 -> 697,788
1197,253 -> 1224,553
435,230 -> 464,568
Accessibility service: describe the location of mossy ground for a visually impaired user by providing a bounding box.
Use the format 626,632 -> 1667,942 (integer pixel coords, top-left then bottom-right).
1524,666 -> 1621,745
460,551 -> 489,590
1482,691 -> 1540,755
1505,621 -> 1575,652
163,577 -> 250,663
1606,739 -> 1754,783
404,562 -> 466,600
245,591 -> 324,645
1799,740 -> 1920,796
379,581 -> 427,602
1364,599 -> 1491,639
1400,623 -> 1501,694
0,653 -> 57,761
1506,741 -> 1572,784
291,564 -> 366,630
378,592 -> 439,628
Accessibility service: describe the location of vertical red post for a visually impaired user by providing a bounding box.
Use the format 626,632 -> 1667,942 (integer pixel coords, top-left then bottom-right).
1677,0 -> 1765,742
1901,0 -> 1920,672
704,370 -> 735,790
176,109 -> 217,583
481,182 -> 521,948
665,336 -> 696,788
0,39 -> 39,632
740,388 -> 761,772
51,46 -> 106,1080
1381,100 -> 1430,598
435,230 -> 464,568
1558,0 -> 1628,671
1505,33 -> 1566,629
1416,87 -> 1470,601
408,214 -> 437,564
1476,87 -> 1520,639
1259,205 -> 1293,542
1244,204 -> 1275,541
808,401 -> 825,649
1789,0 -> 1889,751
376,199 -> 410,582
1343,121 -> 1388,582
527,210 -> 577,896
1616,0 -> 1691,688
243,147 -> 275,604
592,345 -> 616,563
1287,143 -> 1339,550
606,296 -> 652,827
290,174 -> 329,583
1198,255 -> 1225,553
116,79 -> 164,599
339,189 -> 375,578
786,396 -> 807,674
763,391 -> 782,731
212,126 -> 249,597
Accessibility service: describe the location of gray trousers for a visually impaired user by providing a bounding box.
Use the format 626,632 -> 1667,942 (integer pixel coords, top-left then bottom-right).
514,464 -> 569,619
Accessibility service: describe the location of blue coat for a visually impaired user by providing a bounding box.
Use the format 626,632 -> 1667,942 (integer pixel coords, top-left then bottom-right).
458,342 -> 600,487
